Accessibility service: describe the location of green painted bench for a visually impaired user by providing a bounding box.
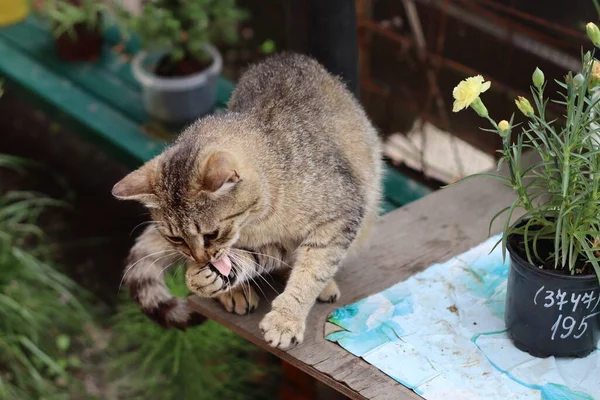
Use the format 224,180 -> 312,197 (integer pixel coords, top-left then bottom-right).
0,16 -> 431,214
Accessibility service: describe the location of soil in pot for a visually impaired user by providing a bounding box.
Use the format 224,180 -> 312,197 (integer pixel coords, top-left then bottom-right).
55,22 -> 103,62
154,54 -> 211,77
505,231 -> 600,358
509,234 -> 595,275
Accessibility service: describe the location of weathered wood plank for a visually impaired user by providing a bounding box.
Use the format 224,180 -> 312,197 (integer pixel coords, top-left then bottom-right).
189,169 -> 517,399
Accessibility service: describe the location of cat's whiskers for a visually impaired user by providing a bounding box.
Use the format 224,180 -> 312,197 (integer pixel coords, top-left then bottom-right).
248,264 -> 281,295
241,249 -> 293,270
224,274 -> 232,296
129,220 -> 161,237
229,254 -> 256,302
230,252 -> 279,295
175,263 -> 184,280
119,249 -> 178,293
140,251 -> 179,280
240,272 -> 252,309
234,251 -> 279,282
156,255 -> 185,279
230,254 -> 268,300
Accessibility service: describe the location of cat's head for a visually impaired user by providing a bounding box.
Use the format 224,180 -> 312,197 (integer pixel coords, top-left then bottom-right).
112,145 -> 264,266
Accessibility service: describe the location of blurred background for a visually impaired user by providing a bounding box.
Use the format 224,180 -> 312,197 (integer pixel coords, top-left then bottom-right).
0,0 -> 595,399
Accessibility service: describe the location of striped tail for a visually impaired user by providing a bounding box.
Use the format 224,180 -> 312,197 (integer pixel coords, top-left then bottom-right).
124,225 -> 205,329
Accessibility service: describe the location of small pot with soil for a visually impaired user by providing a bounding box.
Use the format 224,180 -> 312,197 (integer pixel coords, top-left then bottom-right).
34,0 -> 110,62
129,0 -> 247,127
55,21 -> 103,62
505,225 -> 600,358
132,47 -> 223,126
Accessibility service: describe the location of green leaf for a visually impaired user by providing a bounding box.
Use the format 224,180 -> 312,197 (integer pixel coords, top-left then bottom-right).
67,355 -> 82,369
502,199 -> 520,262
442,173 -> 509,188
57,359 -> 68,369
488,206 -> 510,237
56,334 -> 71,352
20,337 -> 66,378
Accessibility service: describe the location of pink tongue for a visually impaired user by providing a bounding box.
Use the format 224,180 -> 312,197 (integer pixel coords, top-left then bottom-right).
212,256 -> 232,276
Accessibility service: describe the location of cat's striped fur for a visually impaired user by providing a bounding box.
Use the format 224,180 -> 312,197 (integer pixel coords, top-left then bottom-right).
113,53 -> 382,348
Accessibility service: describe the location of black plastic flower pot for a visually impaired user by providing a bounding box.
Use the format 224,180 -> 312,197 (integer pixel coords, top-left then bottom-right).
505,235 -> 600,358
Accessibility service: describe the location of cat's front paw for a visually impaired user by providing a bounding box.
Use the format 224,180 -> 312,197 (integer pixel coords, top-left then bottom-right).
259,308 -> 305,349
185,264 -> 227,297
217,286 -> 259,315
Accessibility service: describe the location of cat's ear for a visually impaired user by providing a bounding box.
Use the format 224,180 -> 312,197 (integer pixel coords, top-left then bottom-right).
202,151 -> 241,194
112,162 -> 159,207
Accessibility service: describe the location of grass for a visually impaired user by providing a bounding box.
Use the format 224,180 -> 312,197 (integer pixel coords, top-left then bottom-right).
0,154 -> 94,400
0,150 -> 279,399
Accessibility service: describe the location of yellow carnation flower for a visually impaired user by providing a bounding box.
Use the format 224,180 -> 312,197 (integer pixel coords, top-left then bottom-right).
452,75 -> 491,113
592,60 -> 600,79
497,120 -> 510,138
590,60 -> 600,89
515,96 -> 534,117
498,120 -> 510,131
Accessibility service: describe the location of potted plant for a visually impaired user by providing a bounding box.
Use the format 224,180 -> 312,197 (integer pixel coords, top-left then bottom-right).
34,0 -> 112,62
130,0 -> 247,127
451,24 -> 600,358
35,0 -> 129,62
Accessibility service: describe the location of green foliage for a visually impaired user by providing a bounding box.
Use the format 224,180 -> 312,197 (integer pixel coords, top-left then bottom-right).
132,0 -> 248,64
0,154 -> 93,399
35,0 -> 106,39
110,267 -> 277,400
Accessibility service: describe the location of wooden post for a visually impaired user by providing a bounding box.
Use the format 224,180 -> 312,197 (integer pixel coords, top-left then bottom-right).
284,0 -> 359,98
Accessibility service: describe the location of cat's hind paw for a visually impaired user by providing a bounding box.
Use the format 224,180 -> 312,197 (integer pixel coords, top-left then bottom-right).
317,280 -> 340,303
217,286 -> 259,315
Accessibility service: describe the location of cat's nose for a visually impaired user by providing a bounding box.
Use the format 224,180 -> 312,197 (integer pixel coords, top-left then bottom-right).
190,249 -> 209,265
207,250 -> 218,260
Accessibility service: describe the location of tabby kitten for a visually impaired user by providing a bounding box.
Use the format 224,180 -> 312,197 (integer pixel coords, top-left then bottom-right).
113,53 -> 382,349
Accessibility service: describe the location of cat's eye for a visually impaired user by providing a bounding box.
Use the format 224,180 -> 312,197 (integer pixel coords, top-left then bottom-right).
203,230 -> 219,244
165,235 -> 184,245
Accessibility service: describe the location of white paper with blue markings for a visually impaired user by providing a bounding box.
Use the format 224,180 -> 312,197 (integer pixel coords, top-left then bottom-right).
326,235 -> 600,400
